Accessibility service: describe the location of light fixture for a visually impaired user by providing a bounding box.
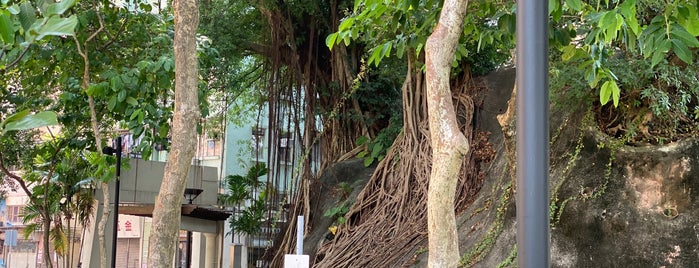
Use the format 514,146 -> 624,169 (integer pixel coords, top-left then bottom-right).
184,188 -> 203,204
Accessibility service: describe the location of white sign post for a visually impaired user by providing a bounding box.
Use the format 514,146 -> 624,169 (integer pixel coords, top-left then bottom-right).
284,216 -> 309,268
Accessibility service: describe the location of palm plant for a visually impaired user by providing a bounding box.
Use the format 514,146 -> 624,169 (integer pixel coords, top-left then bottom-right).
21,146 -> 96,268
218,163 -> 269,236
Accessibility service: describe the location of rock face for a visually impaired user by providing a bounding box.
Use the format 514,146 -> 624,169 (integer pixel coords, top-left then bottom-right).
458,68 -> 699,267
550,135 -> 699,267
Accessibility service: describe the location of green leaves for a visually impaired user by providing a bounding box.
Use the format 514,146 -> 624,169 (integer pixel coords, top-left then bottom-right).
126,97 -> 138,106
677,6 -> 699,35
326,0 -> 446,67
669,25 -> 699,65
641,21 -> 699,67
619,0 -> 640,36
549,0 -> 560,16
554,0 -> 699,109
0,10 -> 16,44
598,11 -> 624,44
221,164 -> 269,236
44,0 -> 75,16
17,1 -> 35,31
326,16 -> 359,50
368,42 -> 393,67
220,163 -> 268,206
560,45 -> 585,62
356,135 -> 388,167
599,80 -> 620,107
670,24 -> 699,47
326,32 -> 339,50
2,0 -> 78,44
565,0 -> 583,12
1,110 -> 58,135
1,0 -> 78,72
33,15 -> 77,41
671,38 -> 692,64
635,0 -> 699,67
324,200 -> 350,224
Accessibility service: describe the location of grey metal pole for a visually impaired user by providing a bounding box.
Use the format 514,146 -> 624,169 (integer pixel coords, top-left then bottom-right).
111,136 -> 122,268
516,0 -> 550,266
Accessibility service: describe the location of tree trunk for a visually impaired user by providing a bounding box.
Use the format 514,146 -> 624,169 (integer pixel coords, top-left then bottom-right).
424,0 -> 470,267
91,104 -> 110,268
42,212 -> 53,268
66,214 -> 73,268
74,18 -> 109,268
147,0 -> 200,267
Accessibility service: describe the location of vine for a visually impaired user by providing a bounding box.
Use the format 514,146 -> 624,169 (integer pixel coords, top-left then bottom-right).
323,182 -> 354,225
550,110 -> 593,226
496,245 -> 517,268
550,108 -> 627,227
459,165 -> 512,267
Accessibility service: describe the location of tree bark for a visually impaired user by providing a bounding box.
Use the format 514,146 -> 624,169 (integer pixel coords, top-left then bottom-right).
424,0 -> 470,267
147,0 -> 200,267
42,211 -> 53,268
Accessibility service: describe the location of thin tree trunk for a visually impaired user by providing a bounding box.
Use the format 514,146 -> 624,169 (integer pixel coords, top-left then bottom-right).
147,0 -> 200,266
424,0 -> 470,267
73,15 -> 109,267
79,211 -> 88,266
42,212 -> 53,268
67,215 -> 72,268
41,151 -> 58,268
89,102 -> 110,268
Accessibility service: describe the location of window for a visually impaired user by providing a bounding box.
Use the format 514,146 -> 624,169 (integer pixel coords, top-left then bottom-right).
6,206 -> 23,224
251,127 -> 266,159
208,139 -> 215,149
278,136 -> 294,163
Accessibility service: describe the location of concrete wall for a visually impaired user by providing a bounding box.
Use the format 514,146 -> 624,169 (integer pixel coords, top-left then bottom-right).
116,158 -> 219,206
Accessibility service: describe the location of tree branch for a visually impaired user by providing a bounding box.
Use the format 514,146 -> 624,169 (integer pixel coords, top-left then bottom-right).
98,16 -> 128,51
238,40 -> 298,67
0,45 -> 31,74
85,7 -> 104,44
0,151 -> 33,199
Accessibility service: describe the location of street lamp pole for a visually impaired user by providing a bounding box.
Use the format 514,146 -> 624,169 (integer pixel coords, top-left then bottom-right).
184,188 -> 203,268
516,0 -> 550,266
113,137 -> 121,268
103,136 -> 122,268
186,205 -> 193,268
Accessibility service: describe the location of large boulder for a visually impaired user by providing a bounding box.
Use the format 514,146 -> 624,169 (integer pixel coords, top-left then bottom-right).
456,68 -> 699,267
